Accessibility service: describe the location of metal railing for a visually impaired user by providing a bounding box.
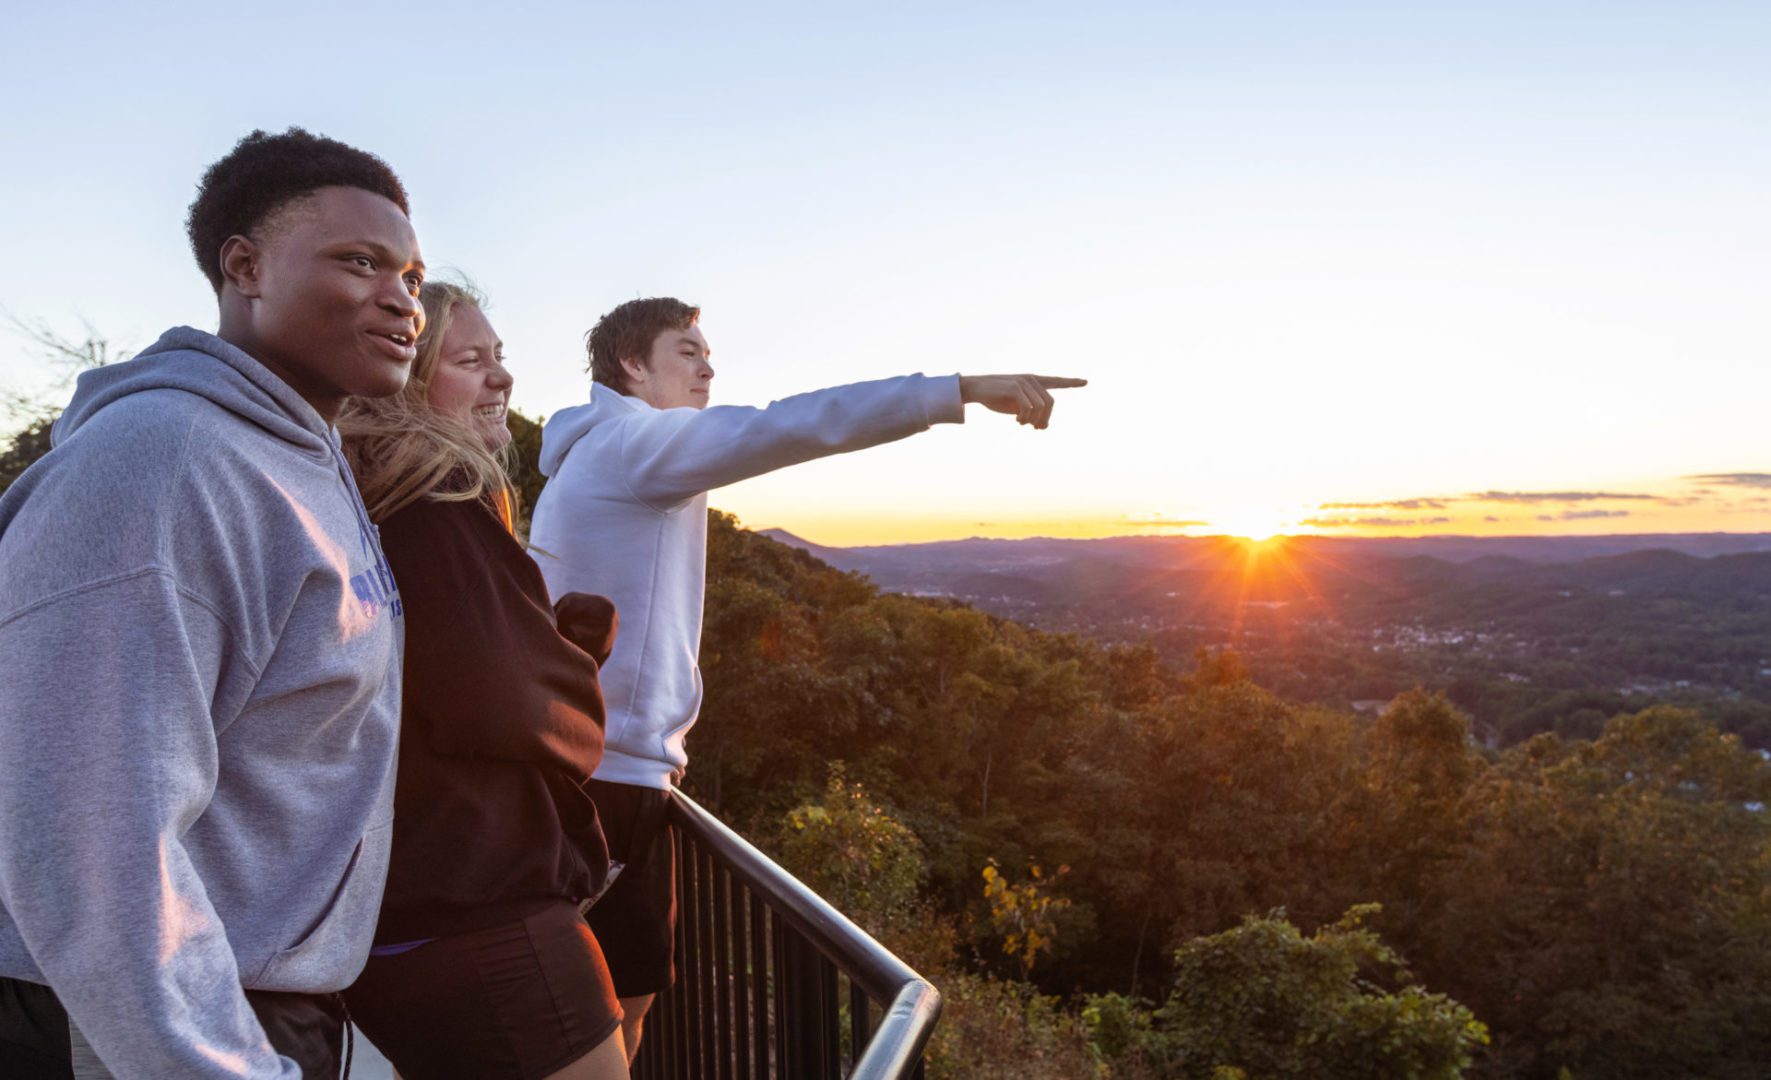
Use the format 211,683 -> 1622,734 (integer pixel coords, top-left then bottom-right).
631,790 -> 942,1079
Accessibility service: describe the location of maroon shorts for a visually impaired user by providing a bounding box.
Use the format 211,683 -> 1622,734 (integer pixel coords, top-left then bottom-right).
584,779 -> 677,998
344,902 -> 622,1080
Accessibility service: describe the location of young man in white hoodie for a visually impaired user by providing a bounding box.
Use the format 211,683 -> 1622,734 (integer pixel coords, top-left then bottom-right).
528,296 -> 1084,1057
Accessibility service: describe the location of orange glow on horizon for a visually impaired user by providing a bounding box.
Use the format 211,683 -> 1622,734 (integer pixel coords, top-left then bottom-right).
725,480 -> 1771,548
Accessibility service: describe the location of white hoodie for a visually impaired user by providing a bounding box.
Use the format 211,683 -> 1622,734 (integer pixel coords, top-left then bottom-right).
530,375 -> 963,789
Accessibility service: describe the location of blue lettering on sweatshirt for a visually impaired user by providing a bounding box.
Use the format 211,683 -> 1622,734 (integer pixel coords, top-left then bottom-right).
350,520 -> 403,620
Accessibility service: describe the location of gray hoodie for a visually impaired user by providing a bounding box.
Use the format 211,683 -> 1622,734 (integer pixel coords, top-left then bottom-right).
0,328 -> 402,1078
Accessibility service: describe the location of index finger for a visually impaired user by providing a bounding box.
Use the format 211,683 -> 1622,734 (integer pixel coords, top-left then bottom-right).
1034,376 -> 1088,389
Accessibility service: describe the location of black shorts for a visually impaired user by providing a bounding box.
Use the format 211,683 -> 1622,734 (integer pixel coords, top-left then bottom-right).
343,902 -> 622,1080
584,779 -> 677,999
0,975 -> 344,1078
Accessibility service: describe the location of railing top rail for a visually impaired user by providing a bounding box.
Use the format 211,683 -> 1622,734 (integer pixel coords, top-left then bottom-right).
667,789 -> 943,1068
850,979 -> 943,1080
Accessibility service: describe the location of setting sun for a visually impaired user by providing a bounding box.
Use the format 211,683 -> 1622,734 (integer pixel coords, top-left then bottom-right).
1206,509 -> 1300,543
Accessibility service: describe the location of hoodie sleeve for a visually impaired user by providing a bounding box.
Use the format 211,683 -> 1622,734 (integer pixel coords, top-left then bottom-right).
0,569 -> 299,1080
617,373 -> 964,509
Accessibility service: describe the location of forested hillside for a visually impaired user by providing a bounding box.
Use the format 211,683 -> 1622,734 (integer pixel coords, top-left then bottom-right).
696,511 -> 1771,1079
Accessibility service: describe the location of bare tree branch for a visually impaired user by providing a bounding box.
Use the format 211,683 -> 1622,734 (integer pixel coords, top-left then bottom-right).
3,309 -> 129,382
1,308 -> 134,425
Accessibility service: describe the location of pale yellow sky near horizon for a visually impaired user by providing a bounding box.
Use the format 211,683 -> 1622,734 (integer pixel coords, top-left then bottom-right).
715,470 -> 1771,548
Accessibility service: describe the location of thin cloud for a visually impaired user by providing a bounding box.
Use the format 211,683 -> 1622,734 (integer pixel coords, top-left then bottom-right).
1300,516 -> 1417,529
1471,490 -> 1659,504
950,518 -> 1217,530
1545,509 -> 1632,521
1687,472 -> 1771,489
1321,490 -> 1668,514
1123,517 -> 1210,529
1318,498 -> 1448,511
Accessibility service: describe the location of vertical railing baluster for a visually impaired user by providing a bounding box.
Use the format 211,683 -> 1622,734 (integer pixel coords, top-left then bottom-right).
664,830 -> 680,1080
779,920 -> 800,1069
698,844 -> 718,1078
819,954 -> 841,1075
729,876 -> 746,1078
771,911 -> 790,1080
850,975 -> 870,1069
675,828 -> 689,1080
714,866 -> 734,1079
751,892 -> 770,1078
677,828 -> 697,1080
781,926 -> 823,1072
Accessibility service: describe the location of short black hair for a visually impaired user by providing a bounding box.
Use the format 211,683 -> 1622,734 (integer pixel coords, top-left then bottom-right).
185,127 -> 409,294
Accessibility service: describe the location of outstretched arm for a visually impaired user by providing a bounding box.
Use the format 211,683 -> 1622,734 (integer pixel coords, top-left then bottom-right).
617,373 -> 966,508
614,373 -> 1089,509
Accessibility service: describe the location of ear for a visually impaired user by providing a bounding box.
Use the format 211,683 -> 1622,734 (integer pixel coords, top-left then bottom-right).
619,355 -> 650,387
219,235 -> 263,298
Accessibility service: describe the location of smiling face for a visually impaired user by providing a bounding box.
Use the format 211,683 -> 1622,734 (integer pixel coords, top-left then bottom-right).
425,303 -> 513,450
623,323 -> 713,410
218,185 -> 426,421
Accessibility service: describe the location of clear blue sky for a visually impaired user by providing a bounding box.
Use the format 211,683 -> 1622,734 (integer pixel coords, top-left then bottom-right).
4,1 -> 1768,542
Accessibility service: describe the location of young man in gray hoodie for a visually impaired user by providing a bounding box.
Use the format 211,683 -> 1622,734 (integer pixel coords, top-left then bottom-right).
0,129 -> 425,1078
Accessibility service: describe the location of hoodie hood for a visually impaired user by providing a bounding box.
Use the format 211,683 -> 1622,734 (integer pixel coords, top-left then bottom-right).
538,383 -> 648,478
55,326 -> 333,458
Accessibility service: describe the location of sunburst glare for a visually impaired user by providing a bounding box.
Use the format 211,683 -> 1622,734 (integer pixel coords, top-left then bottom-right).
1205,509 -> 1307,544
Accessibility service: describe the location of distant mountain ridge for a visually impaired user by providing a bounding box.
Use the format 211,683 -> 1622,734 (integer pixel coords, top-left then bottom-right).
757,529 -> 1771,603
760,529 -> 1771,571
753,527 -> 1771,748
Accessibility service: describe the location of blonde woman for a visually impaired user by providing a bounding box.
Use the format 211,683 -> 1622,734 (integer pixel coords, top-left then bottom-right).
339,281 -> 628,1079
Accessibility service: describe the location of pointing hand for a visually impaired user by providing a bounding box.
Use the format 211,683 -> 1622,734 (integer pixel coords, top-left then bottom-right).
958,375 -> 1088,430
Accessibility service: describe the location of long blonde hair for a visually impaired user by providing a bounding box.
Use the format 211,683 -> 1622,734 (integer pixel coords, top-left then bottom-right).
339,279 -> 513,526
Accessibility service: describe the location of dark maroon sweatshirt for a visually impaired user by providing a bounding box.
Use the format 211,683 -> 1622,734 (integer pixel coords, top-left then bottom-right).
371,495 -> 616,943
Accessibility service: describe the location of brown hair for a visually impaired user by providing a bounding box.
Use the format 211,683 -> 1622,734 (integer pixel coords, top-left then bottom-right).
338,279 -> 513,526
586,297 -> 700,394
